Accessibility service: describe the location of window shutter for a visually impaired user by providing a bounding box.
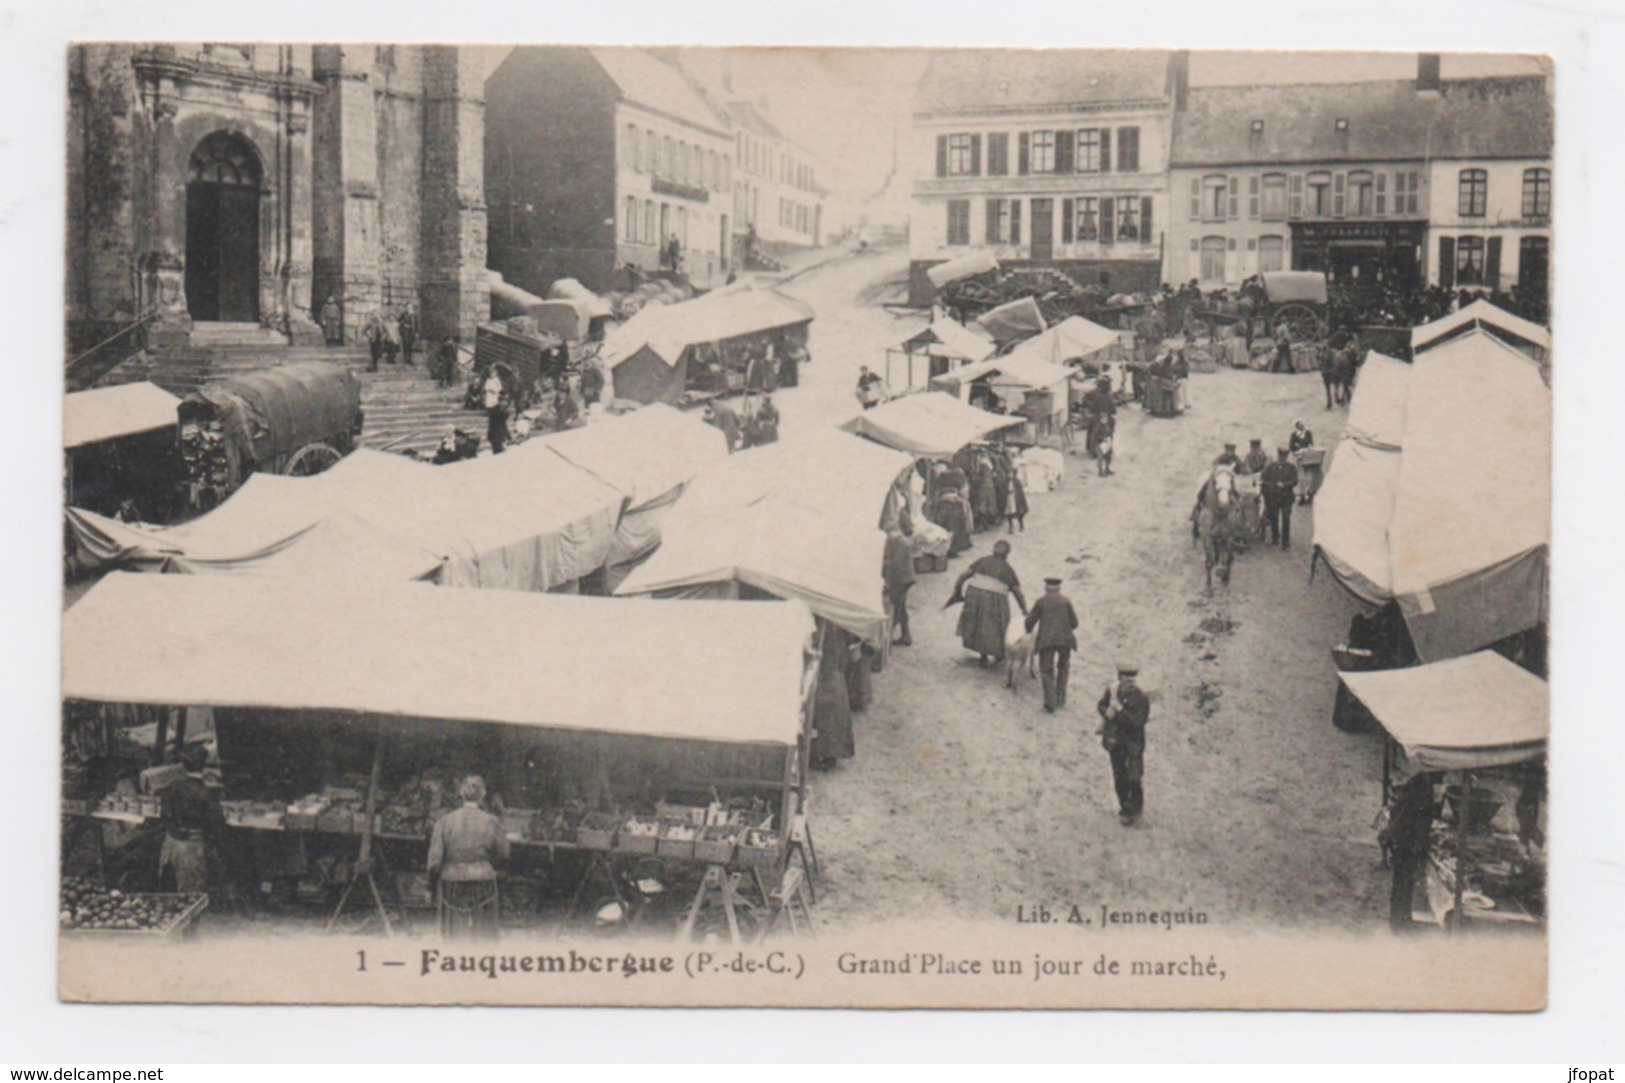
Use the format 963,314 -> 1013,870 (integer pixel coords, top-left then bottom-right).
970,134 -> 982,176
1099,128 -> 1111,173
1117,127 -> 1138,173
1333,172 -> 1346,217
935,136 -> 947,179
1100,198 -> 1115,245
1018,133 -> 1030,175
1062,198 -> 1074,243
1055,130 -> 1075,174
988,133 -> 1008,176
1486,236 -> 1503,287
1189,176 -> 1201,220
1141,196 -> 1153,244
1375,172 -> 1387,216
1010,199 -> 1021,245
1248,176 -> 1260,219
1438,236 -> 1456,289
1227,176 -> 1239,219
986,199 -> 1001,244
1290,174 -> 1304,217
1227,238 -> 1237,252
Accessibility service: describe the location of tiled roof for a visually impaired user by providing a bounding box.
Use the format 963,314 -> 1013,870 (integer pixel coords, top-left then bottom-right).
725,100 -> 784,142
916,49 -> 1172,116
1171,76 -> 1552,166
590,47 -> 731,136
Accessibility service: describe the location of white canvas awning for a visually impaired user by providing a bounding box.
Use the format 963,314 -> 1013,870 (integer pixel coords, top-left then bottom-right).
1001,315 -> 1123,367
63,573 -> 815,747
926,251 -> 998,288
64,383 -> 180,449
1344,352 -> 1411,450
899,319 -> 996,363
1411,299 -> 1551,359
839,391 -> 1026,460
1340,652 -> 1547,772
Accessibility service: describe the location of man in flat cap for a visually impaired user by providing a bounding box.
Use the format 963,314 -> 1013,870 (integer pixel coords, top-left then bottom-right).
1260,445 -> 1300,549
1212,441 -> 1241,470
1025,576 -> 1080,713
1097,663 -> 1151,826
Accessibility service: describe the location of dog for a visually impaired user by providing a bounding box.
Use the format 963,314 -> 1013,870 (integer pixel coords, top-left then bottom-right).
1004,628 -> 1038,691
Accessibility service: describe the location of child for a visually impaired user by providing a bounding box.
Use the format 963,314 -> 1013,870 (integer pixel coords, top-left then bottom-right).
1004,467 -> 1028,533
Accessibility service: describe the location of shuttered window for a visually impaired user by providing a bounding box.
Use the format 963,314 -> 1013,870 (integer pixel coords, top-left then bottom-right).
1438,236 -> 1456,288
1189,176 -> 1202,220
1100,198 -> 1115,245
946,200 -> 971,246
1029,131 -> 1056,173
1010,200 -> 1021,245
1458,169 -> 1487,217
1061,198 -> 1074,243
1290,173 -> 1304,217
987,133 -> 1010,176
1228,176 -> 1240,219
1018,132 -> 1030,175
1115,196 -> 1140,241
1076,197 -> 1100,241
1141,196 -> 1154,245
1333,172 -> 1347,217
1248,176 -> 1260,219
1055,130 -> 1075,174
1116,127 -> 1140,173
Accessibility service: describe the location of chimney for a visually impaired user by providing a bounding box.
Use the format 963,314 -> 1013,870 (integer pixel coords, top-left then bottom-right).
1416,53 -> 1441,95
1169,50 -> 1190,112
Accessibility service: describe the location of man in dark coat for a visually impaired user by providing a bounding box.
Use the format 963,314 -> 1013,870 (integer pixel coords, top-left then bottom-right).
1260,446 -> 1300,549
1381,772 -> 1436,932
1097,663 -> 1151,826
883,527 -> 916,647
397,303 -> 420,367
1271,322 -> 1294,374
1025,576 -> 1079,712
1240,437 -> 1269,476
158,744 -> 227,897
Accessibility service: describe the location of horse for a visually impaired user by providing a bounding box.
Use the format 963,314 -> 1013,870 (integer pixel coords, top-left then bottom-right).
1192,468 -> 1237,592
1321,346 -> 1357,409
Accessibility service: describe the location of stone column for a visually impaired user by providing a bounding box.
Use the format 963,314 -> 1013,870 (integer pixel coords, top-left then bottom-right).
420,46 -> 490,343
311,45 -> 381,344
280,105 -> 323,344
143,88 -> 192,349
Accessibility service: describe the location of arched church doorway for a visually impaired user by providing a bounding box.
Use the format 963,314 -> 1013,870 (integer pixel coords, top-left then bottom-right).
185,131 -> 262,323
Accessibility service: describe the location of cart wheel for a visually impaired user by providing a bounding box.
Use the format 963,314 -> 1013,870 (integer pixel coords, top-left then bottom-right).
284,442 -> 343,477
1276,303 -> 1322,343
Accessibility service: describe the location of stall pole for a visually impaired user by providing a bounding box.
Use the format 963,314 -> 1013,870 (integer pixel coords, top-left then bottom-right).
325,716 -> 394,937
154,707 -> 171,766
1451,769 -> 1469,934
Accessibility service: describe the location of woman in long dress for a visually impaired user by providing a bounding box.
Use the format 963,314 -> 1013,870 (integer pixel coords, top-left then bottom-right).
811,626 -> 856,769
970,454 -> 999,531
946,540 -> 1028,667
932,462 -> 973,557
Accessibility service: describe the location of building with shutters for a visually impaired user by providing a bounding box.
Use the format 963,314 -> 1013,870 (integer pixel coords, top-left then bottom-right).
1167,55 -> 1551,302
485,47 -> 736,295
66,43 -> 490,356
908,50 -> 1175,306
726,99 -> 824,251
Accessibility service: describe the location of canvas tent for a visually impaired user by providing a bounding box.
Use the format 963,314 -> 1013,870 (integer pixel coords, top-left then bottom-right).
616,500 -> 889,646
839,391 -> 1026,460
67,446 -> 626,593
1313,331 -> 1550,661
1259,271 -> 1329,305
928,350 -> 1074,424
63,572 -> 815,748
524,403 -> 729,567
885,318 -> 996,390
1001,315 -> 1124,369
974,296 -> 1047,346
1343,351 -> 1411,450
65,383 -> 180,449
1411,299 -> 1550,362
606,288 -> 815,405
1340,651 -> 1547,773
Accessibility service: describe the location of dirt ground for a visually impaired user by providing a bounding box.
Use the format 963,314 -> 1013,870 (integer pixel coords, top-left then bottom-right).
777,245 -> 1389,934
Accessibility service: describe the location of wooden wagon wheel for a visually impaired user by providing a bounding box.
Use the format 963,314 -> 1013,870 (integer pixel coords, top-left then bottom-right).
1274,303 -> 1324,343
284,442 -> 343,477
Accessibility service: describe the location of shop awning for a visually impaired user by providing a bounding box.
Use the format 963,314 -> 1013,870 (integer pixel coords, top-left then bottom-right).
839,391 -> 1026,460
1411,299 -> 1551,359
616,501 -> 888,645
604,288 -> 815,370
1340,652 -> 1547,772
63,572 -> 816,747
1001,316 -> 1123,367
899,318 -> 996,363
64,382 -> 180,449
929,351 -> 1074,402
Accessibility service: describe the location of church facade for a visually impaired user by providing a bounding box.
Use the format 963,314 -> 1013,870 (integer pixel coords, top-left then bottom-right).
66,43 -> 488,361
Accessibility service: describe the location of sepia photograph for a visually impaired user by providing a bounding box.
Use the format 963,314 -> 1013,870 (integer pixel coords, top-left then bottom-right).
53,39 -> 1554,1011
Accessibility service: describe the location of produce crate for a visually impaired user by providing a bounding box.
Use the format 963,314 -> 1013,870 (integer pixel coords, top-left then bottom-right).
736,829 -> 784,869
657,820 -> 699,860
528,808 -> 577,845
618,818 -> 660,855
394,872 -> 434,909
64,893 -> 208,938
655,801 -> 710,825
576,811 -> 618,851
500,807 -> 537,843
695,823 -> 743,864
316,807 -> 360,834
284,798 -> 328,831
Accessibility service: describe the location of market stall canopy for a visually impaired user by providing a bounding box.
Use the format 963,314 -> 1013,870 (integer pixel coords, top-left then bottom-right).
1388,330 -> 1550,661
68,446 -> 626,593
663,428 -> 914,539
1001,315 -> 1123,367
929,351 -> 1074,402
1314,330 -> 1549,660
616,501 -> 888,645
1341,652 -> 1547,772
1259,271 -> 1329,305
974,297 -> 1047,346
604,287 -> 815,371
1411,299 -> 1551,360
926,251 -> 998,289
839,391 -> 1026,460
1344,352 -> 1411,451
486,270 -> 547,321
63,573 -> 815,747
65,382 -> 180,449
899,319 -> 996,363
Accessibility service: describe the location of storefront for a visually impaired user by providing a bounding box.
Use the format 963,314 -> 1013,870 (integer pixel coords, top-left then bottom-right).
1290,221 -> 1426,293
